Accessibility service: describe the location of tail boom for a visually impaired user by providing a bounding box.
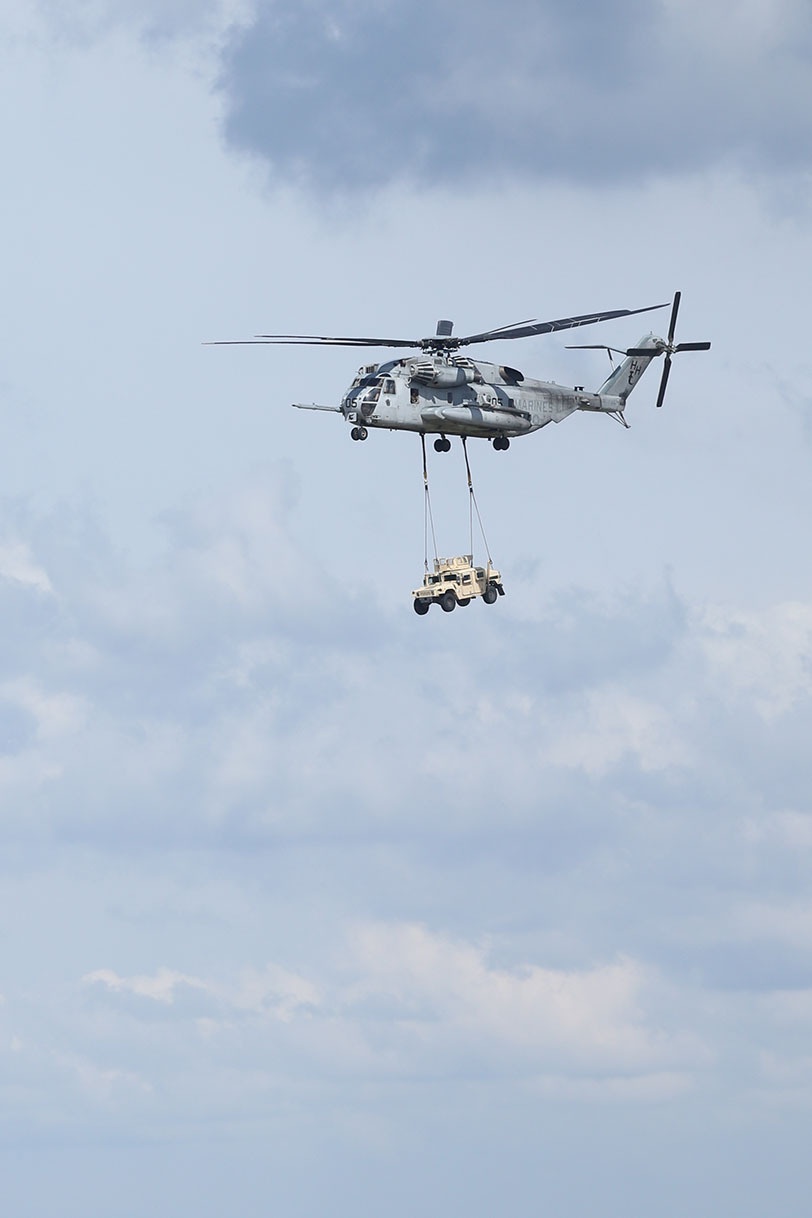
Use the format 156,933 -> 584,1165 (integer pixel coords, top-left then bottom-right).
597,333 -> 663,403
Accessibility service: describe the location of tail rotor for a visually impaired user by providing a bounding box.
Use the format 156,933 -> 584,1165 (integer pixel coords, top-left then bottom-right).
626,291 -> 711,408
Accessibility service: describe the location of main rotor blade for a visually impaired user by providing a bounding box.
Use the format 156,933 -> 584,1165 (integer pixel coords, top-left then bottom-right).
467,318 -> 537,338
205,339 -> 415,348
656,355 -> 673,408
251,334 -> 421,347
459,302 -> 668,346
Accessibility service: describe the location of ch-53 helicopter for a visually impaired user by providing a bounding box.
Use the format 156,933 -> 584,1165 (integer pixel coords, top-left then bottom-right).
211,292 -> 709,452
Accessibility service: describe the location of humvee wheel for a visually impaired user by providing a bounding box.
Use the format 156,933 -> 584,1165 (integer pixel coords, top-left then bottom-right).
440,591 -> 456,612
483,585 -> 498,605
458,597 -> 471,606
413,598 -> 430,615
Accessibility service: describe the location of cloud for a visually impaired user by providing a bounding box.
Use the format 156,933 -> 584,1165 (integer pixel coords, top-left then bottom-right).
1,475 -> 811,859
84,962 -> 321,1021
700,601 -> 812,719
218,0 -> 812,192
538,686 -> 693,776
344,922 -> 698,1080
0,541 -> 53,594
84,966 -> 210,1005
76,922 -> 701,1100
2,475 -> 812,1127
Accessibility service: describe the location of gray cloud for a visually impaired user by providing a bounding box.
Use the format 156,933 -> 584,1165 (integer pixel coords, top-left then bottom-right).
218,0 -> 812,191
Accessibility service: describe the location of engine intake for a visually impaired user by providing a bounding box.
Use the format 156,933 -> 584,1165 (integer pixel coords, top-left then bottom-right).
410,359 -> 478,389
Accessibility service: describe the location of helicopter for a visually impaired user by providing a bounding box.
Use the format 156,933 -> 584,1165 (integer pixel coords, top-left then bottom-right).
211,292 -> 709,452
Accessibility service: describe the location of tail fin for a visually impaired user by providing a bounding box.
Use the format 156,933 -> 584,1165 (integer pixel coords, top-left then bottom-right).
598,333 -> 662,402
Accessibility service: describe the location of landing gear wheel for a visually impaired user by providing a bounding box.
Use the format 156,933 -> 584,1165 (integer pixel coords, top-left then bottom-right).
351,426 -> 360,441
413,598 -> 430,615
493,436 -> 510,451
434,436 -> 451,453
483,584 -> 498,605
358,426 -> 368,441
439,591 -> 456,612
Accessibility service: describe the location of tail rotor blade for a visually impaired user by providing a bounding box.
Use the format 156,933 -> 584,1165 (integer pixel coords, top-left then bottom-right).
656,355 -> 672,408
674,341 -> 711,352
667,291 -> 681,345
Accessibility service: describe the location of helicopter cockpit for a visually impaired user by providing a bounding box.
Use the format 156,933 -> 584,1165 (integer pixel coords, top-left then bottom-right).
345,370 -> 398,416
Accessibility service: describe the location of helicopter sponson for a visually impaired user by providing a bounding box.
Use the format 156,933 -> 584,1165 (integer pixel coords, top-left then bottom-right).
420,402 -> 533,436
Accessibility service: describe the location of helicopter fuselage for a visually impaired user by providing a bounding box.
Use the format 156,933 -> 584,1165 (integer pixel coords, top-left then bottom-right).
334,350 -> 642,442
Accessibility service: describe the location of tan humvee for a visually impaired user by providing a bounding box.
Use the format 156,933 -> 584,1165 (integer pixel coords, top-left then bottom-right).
412,554 -> 505,614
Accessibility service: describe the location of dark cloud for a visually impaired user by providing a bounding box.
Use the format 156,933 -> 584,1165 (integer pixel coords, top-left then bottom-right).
218,0 -> 812,191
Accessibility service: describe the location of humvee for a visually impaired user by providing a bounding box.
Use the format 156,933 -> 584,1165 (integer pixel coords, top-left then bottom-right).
412,555 -> 505,614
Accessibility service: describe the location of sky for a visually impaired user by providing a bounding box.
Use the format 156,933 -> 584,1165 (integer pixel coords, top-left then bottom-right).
2,1 -> 812,1215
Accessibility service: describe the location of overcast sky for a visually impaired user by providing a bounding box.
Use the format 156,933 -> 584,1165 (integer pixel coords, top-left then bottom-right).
2,3 -> 812,1216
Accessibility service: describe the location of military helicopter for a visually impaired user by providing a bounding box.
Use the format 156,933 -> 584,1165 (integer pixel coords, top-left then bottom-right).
211,292 -> 709,451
